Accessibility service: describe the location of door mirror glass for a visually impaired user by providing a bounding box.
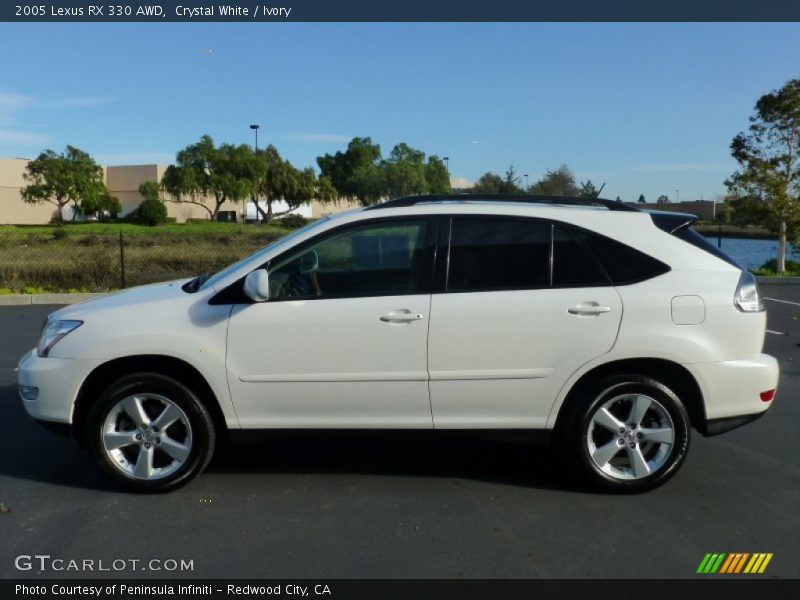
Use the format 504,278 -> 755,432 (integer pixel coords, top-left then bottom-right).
243,269 -> 270,302
297,250 -> 319,274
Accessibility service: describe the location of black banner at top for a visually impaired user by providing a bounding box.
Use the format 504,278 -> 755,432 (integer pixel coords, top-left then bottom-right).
2,0 -> 800,22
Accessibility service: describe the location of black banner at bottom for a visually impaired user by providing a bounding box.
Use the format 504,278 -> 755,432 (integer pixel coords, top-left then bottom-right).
4,579 -> 800,600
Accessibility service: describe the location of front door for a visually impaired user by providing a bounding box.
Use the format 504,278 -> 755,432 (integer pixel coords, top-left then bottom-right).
226,217 -> 435,428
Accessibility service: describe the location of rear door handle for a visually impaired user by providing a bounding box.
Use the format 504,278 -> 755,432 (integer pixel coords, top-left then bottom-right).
380,309 -> 425,323
568,303 -> 612,316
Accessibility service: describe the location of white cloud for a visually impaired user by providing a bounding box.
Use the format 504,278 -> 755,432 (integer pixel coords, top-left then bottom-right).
280,132 -> 351,143
0,91 -> 34,126
0,128 -> 49,146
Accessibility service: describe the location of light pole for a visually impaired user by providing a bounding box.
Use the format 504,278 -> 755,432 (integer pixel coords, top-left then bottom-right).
675,188 -> 679,203
524,173 -> 529,190
248,124 -> 260,224
443,156 -> 449,175
250,124 -> 260,151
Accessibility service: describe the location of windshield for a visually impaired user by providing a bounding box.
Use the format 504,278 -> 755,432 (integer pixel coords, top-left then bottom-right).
199,216 -> 333,291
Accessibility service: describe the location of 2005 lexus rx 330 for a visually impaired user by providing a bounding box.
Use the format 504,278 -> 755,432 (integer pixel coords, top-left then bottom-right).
18,194 -> 779,492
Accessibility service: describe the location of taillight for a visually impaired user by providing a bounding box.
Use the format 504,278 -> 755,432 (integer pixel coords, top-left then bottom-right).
734,271 -> 765,312
760,389 -> 776,402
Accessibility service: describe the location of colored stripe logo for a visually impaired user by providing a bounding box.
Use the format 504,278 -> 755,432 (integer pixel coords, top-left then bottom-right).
696,553 -> 773,574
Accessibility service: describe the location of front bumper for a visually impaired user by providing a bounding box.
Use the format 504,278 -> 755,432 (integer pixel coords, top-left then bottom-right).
16,348 -> 93,427
684,353 -> 779,433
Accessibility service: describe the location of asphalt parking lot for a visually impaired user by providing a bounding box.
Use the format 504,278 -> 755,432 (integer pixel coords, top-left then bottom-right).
0,287 -> 797,579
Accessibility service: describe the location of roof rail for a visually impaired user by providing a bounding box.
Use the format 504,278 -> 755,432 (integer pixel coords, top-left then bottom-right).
365,193 -> 640,212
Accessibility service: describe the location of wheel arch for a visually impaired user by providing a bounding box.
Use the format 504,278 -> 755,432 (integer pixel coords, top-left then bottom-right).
552,357 -> 707,436
72,355 -> 229,444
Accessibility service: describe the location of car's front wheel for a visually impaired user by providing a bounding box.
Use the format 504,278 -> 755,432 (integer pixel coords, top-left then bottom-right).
87,373 -> 215,492
564,374 -> 690,493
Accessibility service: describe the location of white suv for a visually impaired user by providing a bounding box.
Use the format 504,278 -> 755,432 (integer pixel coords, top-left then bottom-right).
17,195 -> 779,492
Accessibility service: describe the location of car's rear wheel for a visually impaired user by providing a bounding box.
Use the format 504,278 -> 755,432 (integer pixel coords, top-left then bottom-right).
564,374 -> 690,493
87,373 -> 215,492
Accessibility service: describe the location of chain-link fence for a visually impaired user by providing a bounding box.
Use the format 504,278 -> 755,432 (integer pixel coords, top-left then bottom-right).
0,229 -> 286,292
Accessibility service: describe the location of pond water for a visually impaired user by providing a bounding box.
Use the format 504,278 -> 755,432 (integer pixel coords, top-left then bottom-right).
701,236 -> 797,271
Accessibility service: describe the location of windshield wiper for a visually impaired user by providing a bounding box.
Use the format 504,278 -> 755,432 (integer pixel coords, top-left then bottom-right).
182,273 -> 210,293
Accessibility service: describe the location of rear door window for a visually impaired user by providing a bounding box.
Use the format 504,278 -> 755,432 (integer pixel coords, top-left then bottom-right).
552,226 -> 609,287
447,218 -> 550,291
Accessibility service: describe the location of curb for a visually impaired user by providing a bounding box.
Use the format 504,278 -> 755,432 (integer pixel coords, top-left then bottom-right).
0,293 -> 105,306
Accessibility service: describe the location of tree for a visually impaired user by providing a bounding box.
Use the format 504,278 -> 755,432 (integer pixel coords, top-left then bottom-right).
503,165 -> 524,193
162,135 -> 256,220
726,79 -> 800,273
256,145 -> 337,222
131,181 -> 168,225
657,195 -> 670,204
317,137 -> 383,205
638,194 -> 646,203
77,189 -> 121,220
529,165 -> 579,196
471,172 -> 504,193
579,180 -> 600,198
381,143 -> 428,197
425,156 -> 451,194
21,145 -> 110,220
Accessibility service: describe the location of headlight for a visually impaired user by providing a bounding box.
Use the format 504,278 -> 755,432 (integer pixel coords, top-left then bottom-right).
37,319 -> 83,357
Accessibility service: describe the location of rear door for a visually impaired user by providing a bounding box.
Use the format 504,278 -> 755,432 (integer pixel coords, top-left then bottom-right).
427,217 -> 623,428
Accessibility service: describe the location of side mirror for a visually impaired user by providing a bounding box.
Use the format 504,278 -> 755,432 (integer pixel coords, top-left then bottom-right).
243,269 -> 270,302
298,249 -> 319,274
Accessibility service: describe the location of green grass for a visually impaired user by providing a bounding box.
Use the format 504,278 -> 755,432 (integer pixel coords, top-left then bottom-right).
0,226 -> 292,292
693,222 -> 773,238
0,221 -> 292,236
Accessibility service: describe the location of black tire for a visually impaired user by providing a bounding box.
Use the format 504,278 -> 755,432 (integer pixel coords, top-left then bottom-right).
86,372 -> 216,493
561,374 -> 690,493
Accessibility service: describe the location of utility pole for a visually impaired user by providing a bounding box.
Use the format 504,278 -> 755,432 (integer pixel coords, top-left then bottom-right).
249,124 -> 260,224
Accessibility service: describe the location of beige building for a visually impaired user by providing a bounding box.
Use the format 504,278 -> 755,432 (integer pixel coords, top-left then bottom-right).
0,157 -> 358,224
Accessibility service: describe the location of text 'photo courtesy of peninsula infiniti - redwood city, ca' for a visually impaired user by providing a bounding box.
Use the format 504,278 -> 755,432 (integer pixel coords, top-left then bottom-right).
17,194 -> 779,493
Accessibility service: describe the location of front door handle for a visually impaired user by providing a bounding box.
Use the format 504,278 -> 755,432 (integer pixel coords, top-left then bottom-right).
380,309 -> 424,323
568,303 -> 612,316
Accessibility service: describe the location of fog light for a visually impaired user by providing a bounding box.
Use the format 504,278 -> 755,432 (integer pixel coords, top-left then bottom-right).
19,385 -> 39,401
760,389 -> 776,402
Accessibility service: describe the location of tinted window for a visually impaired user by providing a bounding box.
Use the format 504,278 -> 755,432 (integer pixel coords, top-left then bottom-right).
673,226 -> 741,268
269,220 -> 429,299
552,226 -> 609,287
575,229 -> 670,285
447,218 -> 550,291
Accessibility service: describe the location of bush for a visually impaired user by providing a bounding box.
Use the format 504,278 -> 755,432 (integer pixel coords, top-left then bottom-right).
132,197 -> 168,226
280,213 -> 309,229
757,258 -> 800,274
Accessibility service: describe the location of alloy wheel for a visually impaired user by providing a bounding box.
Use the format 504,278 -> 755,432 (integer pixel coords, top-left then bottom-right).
101,393 -> 193,481
586,393 -> 675,480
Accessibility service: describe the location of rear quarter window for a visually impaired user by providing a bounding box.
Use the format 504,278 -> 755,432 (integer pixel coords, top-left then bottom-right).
573,228 -> 671,285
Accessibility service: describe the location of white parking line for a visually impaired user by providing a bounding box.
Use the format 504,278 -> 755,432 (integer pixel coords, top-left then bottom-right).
765,297 -> 800,307
766,329 -> 787,335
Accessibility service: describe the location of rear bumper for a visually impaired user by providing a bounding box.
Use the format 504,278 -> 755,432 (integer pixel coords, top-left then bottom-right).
684,354 -> 779,432
704,411 -> 767,436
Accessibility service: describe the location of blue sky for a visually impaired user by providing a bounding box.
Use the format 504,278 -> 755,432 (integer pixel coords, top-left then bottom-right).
1,22 -> 798,202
